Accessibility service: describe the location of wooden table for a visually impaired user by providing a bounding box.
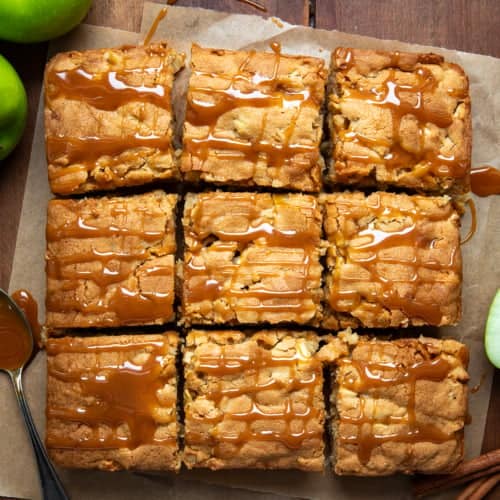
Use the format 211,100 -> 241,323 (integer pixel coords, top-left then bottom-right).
0,0 -> 498,456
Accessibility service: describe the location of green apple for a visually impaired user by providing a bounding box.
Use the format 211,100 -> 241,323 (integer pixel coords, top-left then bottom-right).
0,54 -> 27,160
0,0 -> 92,43
485,289 -> 500,368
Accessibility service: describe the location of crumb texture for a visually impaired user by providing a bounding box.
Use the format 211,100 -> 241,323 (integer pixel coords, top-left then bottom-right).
182,192 -> 323,325
328,47 -> 471,194
181,45 -> 327,191
333,336 -> 469,476
46,191 -> 177,328
183,329 -> 325,470
44,43 -> 185,194
322,191 -> 462,328
46,333 -> 180,471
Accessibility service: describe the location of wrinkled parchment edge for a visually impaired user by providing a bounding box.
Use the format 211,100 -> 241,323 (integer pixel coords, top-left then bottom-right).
3,4 -> 499,499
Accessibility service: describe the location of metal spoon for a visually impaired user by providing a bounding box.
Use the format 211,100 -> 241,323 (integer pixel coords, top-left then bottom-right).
0,289 -> 68,500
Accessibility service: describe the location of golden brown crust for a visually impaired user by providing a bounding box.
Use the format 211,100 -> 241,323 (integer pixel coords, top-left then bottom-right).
321,191 -> 462,328
46,333 -> 180,471
328,47 -> 471,194
181,45 -> 327,192
45,191 -> 177,329
183,329 -> 325,471
181,192 -> 323,326
44,43 -> 185,195
331,336 -> 469,476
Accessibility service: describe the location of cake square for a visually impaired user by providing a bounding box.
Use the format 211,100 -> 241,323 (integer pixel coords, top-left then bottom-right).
46,191 -> 177,329
46,333 -> 180,471
331,336 -> 469,475
181,44 -> 327,192
44,43 -> 185,195
181,192 -> 322,325
183,329 -> 325,471
322,191 -> 462,328
328,47 -> 471,194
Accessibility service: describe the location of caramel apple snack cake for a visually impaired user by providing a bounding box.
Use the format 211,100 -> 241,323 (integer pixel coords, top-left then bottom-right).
327,333 -> 469,476
40,38 -> 473,479
328,47 -> 471,194
46,333 -> 180,471
44,43 -> 184,195
181,44 -> 327,192
45,191 -> 177,329
183,329 -> 326,470
321,191 -> 462,329
181,191 -> 323,326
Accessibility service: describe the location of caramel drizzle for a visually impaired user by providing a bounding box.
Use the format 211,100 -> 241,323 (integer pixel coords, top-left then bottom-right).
184,45 -> 319,177
46,198 -> 173,325
335,48 -> 467,179
470,165 -> 500,197
11,289 -> 42,350
46,337 -> 175,450
338,342 -> 456,464
0,293 -> 32,371
460,198 -> 477,245
47,134 -> 171,195
47,135 -> 169,169
46,66 -> 169,111
142,7 -> 168,46
46,47 -> 174,192
186,343 -> 322,451
329,193 -> 459,325
184,193 -> 318,317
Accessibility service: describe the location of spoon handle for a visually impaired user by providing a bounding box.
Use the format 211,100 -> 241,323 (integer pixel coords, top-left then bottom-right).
10,369 -> 69,500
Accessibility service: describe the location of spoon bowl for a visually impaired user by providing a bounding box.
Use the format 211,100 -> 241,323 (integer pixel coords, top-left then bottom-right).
0,288 -> 68,500
0,288 -> 33,372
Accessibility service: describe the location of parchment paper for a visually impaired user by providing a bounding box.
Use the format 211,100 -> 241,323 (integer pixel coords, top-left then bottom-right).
3,4 -> 499,499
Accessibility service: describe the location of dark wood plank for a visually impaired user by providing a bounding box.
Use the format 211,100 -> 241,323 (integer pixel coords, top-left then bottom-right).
0,42 -> 47,290
86,0 -> 309,32
86,0 -> 146,32
316,0 -> 500,57
154,0 -> 309,26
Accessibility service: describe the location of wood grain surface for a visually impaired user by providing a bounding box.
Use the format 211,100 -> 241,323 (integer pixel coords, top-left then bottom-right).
315,0 -> 500,57
0,0 -> 498,462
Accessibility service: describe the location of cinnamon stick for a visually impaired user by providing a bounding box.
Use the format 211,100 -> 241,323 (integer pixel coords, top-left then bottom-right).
413,449 -> 500,497
469,473 -> 500,500
456,477 -> 490,500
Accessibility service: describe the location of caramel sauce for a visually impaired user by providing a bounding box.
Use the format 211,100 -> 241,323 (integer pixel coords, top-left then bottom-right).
184,193 -> 318,315
47,67 -> 169,111
143,7 -> 167,46
184,46 -> 320,176
46,337 -> 175,449
335,48 -> 467,180
47,134 -> 169,170
46,46 -> 173,191
470,372 -> 487,394
338,342 -> 457,464
270,42 -> 281,54
329,193 -> 459,325
186,343 -> 322,451
0,293 -> 32,370
460,198 -> 477,245
11,290 -> 42,350
46,198 -> 173,325
46,200 -> 164,241
470,166 -> 500,196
